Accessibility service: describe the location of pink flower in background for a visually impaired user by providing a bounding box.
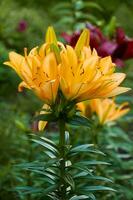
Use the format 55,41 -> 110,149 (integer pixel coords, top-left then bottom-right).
17,20 -> 28,32
61,24 -> 133,67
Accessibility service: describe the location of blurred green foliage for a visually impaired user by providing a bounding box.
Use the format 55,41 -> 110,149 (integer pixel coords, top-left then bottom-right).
0,0 -> 133,199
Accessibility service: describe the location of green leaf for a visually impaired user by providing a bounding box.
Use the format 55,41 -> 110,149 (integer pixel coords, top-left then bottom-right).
64,173 -> 75,190
34,113 -> 57,122
88,193 -> 96,200
104,16 -> 117,37
71,165 -> 92,174
75,1 -> 103,11
70,195 -> 89,200
87,176 -> 113,183
70,144 -> 93,152
74,174 -> 113,183
57,17 -> 75,25
51,9 -> 72,17
80,186 -> 115,192
16,161 -> 45,170
65,131 -> 70,145
32,139 -> 59,156
74,171 -> 91,178
40,136 -> 58,149
84,2 -> 102,11
14,186 -> 43,194
45,150 -> 57,159
74,160 -> 110,167
42,185 -> 57,195
69,144 -> 105,157
67,115 -> 92,127
27,169 -> 56,184
51,2 -> 71,11
47,193 -> 59,200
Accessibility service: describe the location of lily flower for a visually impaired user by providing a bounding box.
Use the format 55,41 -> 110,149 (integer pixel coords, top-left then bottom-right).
78,98 -> 130,125
59,30 -> 130,103
4,27 -> 130,106
4,27 -> 60,105
4,26 -> 131,131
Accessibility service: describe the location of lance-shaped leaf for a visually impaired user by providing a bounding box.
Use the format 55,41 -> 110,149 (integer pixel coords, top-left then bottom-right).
67,114 -> 92,127
14,186 -> 43,195
32,139 -> 59,156
64,173 -> 75,190
68,144 -> 105,157
40,136 -> 58,148
74,173 -> 113,183
79,186 -> 116,192
70,195 -> 90,200
74,160 -> 110,167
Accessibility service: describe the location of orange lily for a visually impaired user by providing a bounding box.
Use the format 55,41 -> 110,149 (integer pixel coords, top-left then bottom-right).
4,27 -> 130,106
4,27 -> 60,105
78,98 -> 130,124
90,98 -> 130,124
59,30 -> 130,103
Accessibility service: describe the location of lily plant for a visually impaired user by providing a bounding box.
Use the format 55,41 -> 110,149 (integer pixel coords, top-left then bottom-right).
4,26 -> 130,199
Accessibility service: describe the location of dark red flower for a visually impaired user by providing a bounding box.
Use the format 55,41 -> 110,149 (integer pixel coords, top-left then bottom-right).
61,24 -> 133,67
61,31 -> 80,47
86,23 -> 106,49
114,27 -> 133,60
17,20 -> 28,32
97,41 -> 118,57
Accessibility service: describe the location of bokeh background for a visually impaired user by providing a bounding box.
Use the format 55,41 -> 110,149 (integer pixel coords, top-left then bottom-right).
0,0 -> 133,199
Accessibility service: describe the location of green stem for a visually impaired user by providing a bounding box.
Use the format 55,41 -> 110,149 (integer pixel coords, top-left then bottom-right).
27,133 -> 32,200
92,125 -> 102,147
92,128 -> 98,147
92,126 -> 106,177
59,119 -> 66,200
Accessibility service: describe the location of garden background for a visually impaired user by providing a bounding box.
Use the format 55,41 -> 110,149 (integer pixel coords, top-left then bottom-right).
0,0 -> 133,199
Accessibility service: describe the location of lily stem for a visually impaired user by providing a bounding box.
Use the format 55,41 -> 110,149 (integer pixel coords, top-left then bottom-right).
59,119 -> 66,200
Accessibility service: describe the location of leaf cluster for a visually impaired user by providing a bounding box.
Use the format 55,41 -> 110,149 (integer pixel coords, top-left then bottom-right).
15,134 -> 114,200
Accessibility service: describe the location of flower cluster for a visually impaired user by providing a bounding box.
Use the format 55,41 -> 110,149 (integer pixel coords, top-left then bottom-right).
5,27 -> 130,107
78,98 -> 130,125
62,23 -> 133,67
